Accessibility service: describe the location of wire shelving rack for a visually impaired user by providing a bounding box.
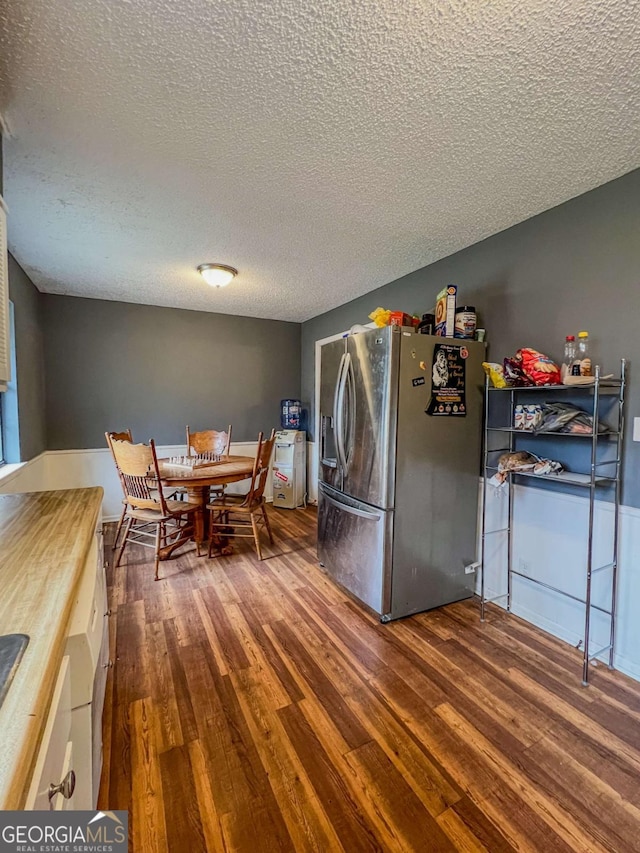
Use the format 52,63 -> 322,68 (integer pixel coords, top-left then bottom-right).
479,360 -> 626,685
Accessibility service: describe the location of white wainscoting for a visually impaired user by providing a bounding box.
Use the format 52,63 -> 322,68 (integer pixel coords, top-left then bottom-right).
0,453 -> 48,494
0,443 -> 266,520
479,480 -> 640,682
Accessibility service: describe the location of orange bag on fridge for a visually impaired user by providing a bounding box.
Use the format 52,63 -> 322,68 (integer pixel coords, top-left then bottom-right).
517,348 -> 561,386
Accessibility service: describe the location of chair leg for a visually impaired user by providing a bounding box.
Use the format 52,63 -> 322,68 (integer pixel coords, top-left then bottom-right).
115,517 -> 133,568
113,504 -> 127,550
154,522 -> 162,581
250,512 -> 263,560
262,504 -> 274,544
207,510 -> 215,558
185,511 -> 201,557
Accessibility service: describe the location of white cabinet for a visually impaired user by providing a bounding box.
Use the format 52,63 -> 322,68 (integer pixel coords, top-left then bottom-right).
65,522 -> 109,808
25,657 -> 74,810
25,518 -> 110,811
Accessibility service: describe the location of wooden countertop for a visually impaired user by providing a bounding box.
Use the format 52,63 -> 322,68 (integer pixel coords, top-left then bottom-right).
0,487 -> 103,809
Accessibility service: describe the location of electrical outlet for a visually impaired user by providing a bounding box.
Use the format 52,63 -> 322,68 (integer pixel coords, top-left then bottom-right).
519,558 -> 530,574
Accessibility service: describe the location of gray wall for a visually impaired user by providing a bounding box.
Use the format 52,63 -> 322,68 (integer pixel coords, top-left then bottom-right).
7,254 -> 47,460
42,295 -> 301,449
302,168 -> 640,507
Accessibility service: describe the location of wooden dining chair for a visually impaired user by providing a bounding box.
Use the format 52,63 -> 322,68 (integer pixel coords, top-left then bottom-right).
184,424 -> 233,499
207,429 -> 276,561
186,425 -> 232,459
105,429 -> 134,551
110,437 -> 199,580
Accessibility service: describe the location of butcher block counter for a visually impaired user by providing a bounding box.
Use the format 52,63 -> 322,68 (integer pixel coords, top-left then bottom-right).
0,487 -> 104,810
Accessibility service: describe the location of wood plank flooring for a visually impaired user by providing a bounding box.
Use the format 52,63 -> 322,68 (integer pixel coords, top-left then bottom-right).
98,506 -> 640,852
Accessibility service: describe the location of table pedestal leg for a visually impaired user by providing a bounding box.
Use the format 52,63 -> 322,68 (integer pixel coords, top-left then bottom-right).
187,486 -> 209,553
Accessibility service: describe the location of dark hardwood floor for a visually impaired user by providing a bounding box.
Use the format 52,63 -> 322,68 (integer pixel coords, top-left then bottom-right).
99,506 -> 640,852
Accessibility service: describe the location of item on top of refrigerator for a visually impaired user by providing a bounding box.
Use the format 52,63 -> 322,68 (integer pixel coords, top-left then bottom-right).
435,285 -> 457,337
482,362 -> 507,388
368,307 -> 392,327
576,331 -> 592,377
417,313 -> 436,334
388,311 -> 417,327
454,306 -> 477,339
475,328 -> 486,342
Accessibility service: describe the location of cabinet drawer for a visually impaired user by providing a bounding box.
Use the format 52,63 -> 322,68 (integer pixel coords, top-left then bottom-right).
66,526 -> 106,708
25,656 -> 73,810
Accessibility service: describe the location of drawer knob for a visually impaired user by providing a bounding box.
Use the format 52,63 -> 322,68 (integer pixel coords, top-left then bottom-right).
49,770 -> 75,806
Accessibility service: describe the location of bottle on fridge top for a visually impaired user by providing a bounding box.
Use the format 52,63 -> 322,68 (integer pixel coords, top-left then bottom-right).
416,313 -> 435,334
454,306 -> 477,339
576,331 -> 592,377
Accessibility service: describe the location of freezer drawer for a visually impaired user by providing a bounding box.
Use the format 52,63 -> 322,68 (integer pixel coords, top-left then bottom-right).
317,483 -> 392,615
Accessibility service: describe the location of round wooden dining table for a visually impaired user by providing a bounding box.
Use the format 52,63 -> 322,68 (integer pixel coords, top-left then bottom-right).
158,455 -> 254,549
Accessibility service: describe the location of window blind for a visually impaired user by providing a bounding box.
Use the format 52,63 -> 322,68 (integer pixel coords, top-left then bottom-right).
0,203 -> 10,392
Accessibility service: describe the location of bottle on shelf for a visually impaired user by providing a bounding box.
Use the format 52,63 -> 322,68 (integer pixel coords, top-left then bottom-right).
564,335 -> 576,372
576,331 -> 592,377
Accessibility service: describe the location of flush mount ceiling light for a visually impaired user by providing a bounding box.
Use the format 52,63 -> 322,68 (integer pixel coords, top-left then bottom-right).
197,263 -> 238,288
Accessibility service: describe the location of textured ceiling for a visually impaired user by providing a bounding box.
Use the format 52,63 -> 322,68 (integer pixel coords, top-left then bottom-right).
0,0 -> 639,323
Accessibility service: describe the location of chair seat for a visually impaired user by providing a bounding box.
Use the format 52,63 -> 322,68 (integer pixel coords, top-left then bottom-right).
127,499 -> 197,521
208,493 -> 247,507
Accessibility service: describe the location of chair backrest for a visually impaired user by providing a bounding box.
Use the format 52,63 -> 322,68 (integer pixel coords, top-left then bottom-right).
242,429 -> 276,507
109,438 -> 167,513
186,425 -> 232,459
107,429 -> 133,444
105,430 -> 134,499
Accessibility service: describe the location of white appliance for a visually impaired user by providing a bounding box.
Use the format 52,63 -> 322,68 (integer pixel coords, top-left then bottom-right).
273,430 -> 306,508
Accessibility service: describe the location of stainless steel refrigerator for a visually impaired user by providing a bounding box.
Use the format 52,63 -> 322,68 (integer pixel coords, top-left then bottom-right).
317,324 -> 485,621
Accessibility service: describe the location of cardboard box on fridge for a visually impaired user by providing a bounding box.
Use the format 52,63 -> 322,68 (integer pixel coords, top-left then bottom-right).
435,285 -> 457,337
389,311 -> 417,328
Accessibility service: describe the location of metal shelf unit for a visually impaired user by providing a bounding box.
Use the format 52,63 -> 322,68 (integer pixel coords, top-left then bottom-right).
480,361 -> 626,685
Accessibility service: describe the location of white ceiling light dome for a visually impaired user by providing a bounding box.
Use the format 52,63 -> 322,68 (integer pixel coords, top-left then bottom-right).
197,263 -> 238,288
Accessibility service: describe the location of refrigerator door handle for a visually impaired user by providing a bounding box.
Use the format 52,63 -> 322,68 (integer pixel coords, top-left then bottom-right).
344,355 -> 356,470
334,353 -> 349,473
319,485 -> 381,521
